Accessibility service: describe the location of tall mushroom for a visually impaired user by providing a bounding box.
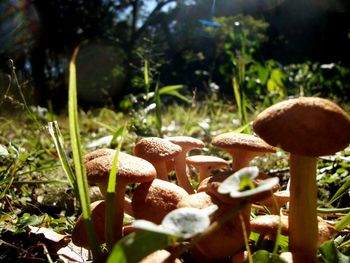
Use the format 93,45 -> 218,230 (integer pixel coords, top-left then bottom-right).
253,96 -> 350,262
166,136 -> 205,193
134,137 -> 182,181
85,151 -> 156,243
211,132 -> 275,172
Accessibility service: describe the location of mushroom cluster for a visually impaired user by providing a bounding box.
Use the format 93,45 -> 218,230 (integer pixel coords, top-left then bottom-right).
70,96 -> 350,262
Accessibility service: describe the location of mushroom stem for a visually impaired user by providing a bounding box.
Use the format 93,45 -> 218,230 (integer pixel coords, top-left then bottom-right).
230,150 -> 257,172
106,179 -> 128,246
289,154 -> 318,262
197,166 -> 210,183
173,155 -> 195,194
154,162 -> 169,181
97,183 -> 134,217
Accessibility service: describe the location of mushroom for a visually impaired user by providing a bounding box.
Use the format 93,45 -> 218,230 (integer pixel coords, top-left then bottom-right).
85,151 -> 156,243
250,215 -> 336,248
258,190 -> 290,214
134,137 -> 182,181
139,249 -> 181,263
166,136 -> 205,193
253,96 -> 350,262
84,149 -> 134,216
72,200 -> 106,248
132,178 -> 189,224
211,132 -> 275,171
186,155 -> 229,184
177,191 -> 250,260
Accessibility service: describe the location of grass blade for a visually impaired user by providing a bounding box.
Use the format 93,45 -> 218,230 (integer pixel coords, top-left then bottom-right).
106,124 -> 127,249
68,47 -> 101,260
154,82 -> 162,137
48,121 -> 77,190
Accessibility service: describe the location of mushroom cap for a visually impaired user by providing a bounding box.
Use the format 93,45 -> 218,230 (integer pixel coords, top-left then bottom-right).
134,137 -> 182,163
166,136 -> 205,152
211,132 -> 275,153
253,97 -> 350,156
85,150 -> 156,184
132,179 -> 189,224
177,191 -> 220,210
251,215 -> 336,246
186,155 -> 229,170
72,200 -> 106,248
84,148 -> 115,163
250,215 -> 289,236
259,190 -> 290,208
198,171 -> 278,205
139,250 -> 181,263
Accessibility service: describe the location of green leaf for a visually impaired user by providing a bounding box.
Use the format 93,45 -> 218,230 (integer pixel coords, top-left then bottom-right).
328,177 -> 350,205
251,250 -> 287,263
107,231 -> 173,263
154,83 -> 162,137
68,47 -> 101,259
159,85 -> 184,94
319,241 -> 350,263
106,125 -> 126,247
335,212 -> 350,232
48,121 -> 76,190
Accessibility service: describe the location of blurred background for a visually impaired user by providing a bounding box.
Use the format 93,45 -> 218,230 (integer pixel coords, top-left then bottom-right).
1,0 -> 350,109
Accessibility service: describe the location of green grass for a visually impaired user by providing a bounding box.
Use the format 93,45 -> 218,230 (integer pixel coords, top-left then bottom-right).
1,92 -> 350,261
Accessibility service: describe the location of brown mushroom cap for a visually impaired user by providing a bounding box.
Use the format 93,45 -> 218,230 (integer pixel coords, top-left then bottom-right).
250,215 -> 336,246
132,179 -> 189,224
250,215 -> 289,236
211,132 -> 275,171
134,137 -> 182,181
253,97 -> 350,156
197,171 -> 278,205
72,200 -> 106,248
258,190 -> 290,214
186,155 -> 229,170
134,137 -> 182,163
139,250 -> 181,263
212,132 -> 275,154
166,136 -> 205,151
186,155 -> 229,184
85,150 -> 156,184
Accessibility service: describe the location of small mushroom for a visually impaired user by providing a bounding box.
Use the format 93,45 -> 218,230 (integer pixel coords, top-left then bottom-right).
84,149 -> 134,216
253,96 -> 350,261
166,136 -> 205,193
134,137 -> 182,181
132,178 -> 189,224
186,155 -> 229,184
85,151 -> 156,243
139,250 -> 181,263
72,200 -> 106,248
258,190 -> 290,214
250,215 -> 336,248
211,132 -> 275,172
177,192 -> 250,260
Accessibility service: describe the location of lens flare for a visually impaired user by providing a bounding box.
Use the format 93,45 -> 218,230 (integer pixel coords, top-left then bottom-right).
76,42 -> 127,104
0,0 -> 39,56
